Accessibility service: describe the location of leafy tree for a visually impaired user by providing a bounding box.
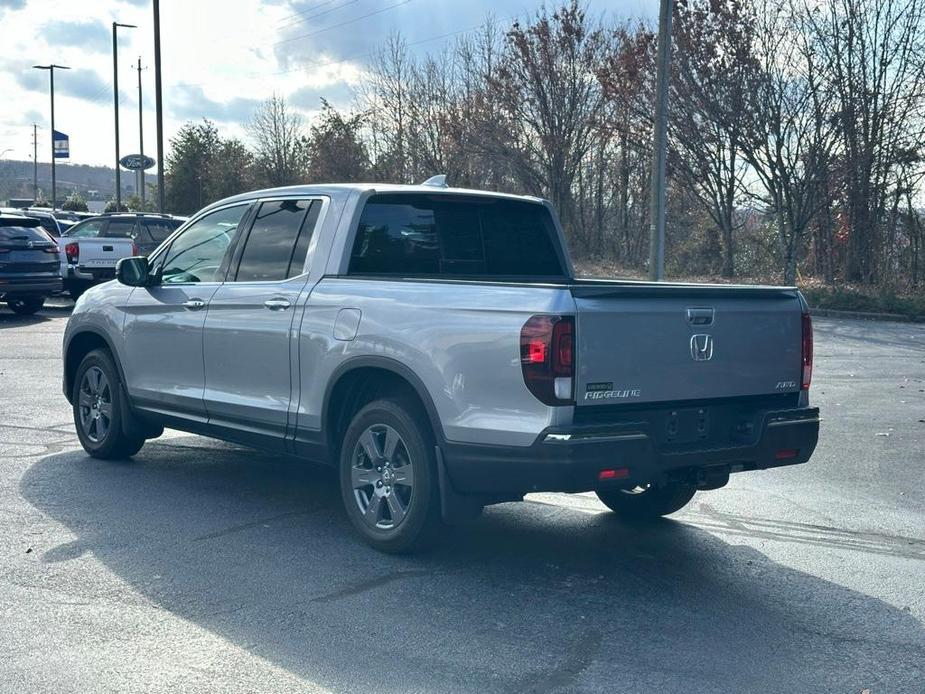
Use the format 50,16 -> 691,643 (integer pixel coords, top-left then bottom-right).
305,100 -> 370,183
104,201 -> 129,213
61,193 -> 89,212
210,138 -> 258,200
164,120 -> 222,214
124,195 -> 157,212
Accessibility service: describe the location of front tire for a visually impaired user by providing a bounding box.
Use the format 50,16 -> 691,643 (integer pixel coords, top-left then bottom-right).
7,297 -> 44,315
596,482 -> 696,520
72,349 -> 145,459
339,398 -> 443,553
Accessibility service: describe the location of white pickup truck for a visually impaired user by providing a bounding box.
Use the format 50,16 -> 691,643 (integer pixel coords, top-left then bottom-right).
59,213 -> 185,298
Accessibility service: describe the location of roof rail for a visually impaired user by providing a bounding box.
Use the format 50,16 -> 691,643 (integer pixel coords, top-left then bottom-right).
421,174 -> 448,188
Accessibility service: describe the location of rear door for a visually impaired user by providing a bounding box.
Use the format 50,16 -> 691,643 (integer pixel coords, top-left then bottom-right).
202,198 -> 321,448
572,284 -> 804,407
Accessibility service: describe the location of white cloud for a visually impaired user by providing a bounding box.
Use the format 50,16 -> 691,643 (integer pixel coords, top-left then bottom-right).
0,0 -> 655,168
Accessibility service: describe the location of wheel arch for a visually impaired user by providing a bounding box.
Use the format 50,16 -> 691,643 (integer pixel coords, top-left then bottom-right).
322,356 -> 446,459
63,329 -> 125,404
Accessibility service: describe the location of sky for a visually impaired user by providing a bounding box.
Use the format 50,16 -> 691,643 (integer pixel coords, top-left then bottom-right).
0,0 -> 655,170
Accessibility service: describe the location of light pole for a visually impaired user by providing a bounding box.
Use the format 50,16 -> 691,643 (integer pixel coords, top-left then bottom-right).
135,56 -> 146,205
112,21 -> 136,211
32,125 -> 38,201
647,0 -> 673,281
32,64 -> 69,210
153,0 -> 165,212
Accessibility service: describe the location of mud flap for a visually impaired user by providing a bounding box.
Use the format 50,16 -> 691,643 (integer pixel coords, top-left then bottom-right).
119,382 -> 163,440
435,445 -> 483,524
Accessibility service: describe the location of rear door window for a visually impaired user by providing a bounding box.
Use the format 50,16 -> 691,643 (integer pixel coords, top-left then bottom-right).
142,219 -> 181,244
232,199 -> 318,282
104,219 -> 138,239
348,194 -> 565,278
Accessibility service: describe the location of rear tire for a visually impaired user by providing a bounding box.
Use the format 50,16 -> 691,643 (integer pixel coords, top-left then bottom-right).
596,482 -> 696,520
72,349 -> 146,459
7,297 -> 44,315
339,398 -> 443,553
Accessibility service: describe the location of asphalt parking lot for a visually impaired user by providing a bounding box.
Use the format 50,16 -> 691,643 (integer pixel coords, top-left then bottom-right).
1,301 -> 923,693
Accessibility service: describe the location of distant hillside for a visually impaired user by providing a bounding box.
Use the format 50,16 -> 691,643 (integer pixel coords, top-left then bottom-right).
0,159 -> 155,202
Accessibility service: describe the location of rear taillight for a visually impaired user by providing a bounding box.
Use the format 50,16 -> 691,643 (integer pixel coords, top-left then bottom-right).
801,312 -> 813,390
520,315 -> 575,405
65,242 -> 79,264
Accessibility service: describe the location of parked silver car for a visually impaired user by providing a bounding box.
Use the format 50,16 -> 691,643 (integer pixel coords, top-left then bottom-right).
63,181 -> 819,552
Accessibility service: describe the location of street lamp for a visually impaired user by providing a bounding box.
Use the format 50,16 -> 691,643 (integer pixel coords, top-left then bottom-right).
33,64 -> 70,210
113,21 -> 136,210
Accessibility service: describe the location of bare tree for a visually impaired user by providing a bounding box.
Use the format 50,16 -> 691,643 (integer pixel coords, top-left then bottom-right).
737,1 -> 836,284
246,94 -> 307,187
488,2 -> 610,253
670,0 -> 755,277
802,0 -> 925,284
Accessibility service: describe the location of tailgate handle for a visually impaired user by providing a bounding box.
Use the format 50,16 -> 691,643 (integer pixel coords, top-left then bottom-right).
103,245 -> 114,252
686,307 -> 714,326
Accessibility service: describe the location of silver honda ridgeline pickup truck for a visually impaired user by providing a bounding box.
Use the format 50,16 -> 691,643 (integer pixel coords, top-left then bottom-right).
63,181 -> 819,552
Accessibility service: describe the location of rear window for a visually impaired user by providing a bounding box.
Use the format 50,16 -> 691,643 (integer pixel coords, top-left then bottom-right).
0,226 -> 52,242
348,194 -> 566,278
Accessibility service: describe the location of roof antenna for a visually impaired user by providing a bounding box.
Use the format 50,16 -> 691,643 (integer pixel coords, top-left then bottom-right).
421,174 -> 448,188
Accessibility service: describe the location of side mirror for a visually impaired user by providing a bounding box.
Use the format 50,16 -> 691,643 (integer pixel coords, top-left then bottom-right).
116,256 -> 153,287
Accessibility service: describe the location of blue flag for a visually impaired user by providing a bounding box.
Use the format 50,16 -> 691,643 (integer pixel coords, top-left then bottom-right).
53,130 -> 69,159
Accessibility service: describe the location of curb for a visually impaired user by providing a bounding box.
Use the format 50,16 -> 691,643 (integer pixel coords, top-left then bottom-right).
810,307 -> 922,324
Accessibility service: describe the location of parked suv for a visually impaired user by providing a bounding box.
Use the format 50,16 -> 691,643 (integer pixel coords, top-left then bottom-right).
60,213 -> 185,298
0,213 -> 62,314
63,182 -> 819,552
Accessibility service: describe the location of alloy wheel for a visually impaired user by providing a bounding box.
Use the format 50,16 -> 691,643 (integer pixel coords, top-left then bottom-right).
78,366 -> 112,443
350,424 -> 415,530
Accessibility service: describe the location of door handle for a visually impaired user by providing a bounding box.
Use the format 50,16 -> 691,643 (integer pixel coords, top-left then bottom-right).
264,298 -> 291,311
183,299 -> 206,311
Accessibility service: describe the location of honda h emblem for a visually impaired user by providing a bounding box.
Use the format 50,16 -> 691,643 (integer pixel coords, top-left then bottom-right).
690,334 -> 713,361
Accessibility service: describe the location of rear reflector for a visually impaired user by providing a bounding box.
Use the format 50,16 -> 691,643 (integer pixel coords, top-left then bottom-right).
775,448 -> 798,460
801,313 -> 813,390
599,468 -> 630,481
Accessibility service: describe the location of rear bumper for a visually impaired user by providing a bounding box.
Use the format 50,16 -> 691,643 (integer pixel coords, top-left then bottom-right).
441,407 -> 819,494
0,277 -> 63,297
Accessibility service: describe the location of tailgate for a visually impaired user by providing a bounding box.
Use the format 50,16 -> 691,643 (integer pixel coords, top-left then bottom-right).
0,248 -> 60,275
572,283 -> 803,407
77,239 -> 133,270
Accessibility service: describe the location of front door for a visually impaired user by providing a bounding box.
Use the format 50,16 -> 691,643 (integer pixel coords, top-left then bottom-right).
122,203 -> 250,422
202,198 -> 320,449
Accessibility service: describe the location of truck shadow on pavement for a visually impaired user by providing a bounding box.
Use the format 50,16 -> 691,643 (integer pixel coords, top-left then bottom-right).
21,437 -> 925,693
